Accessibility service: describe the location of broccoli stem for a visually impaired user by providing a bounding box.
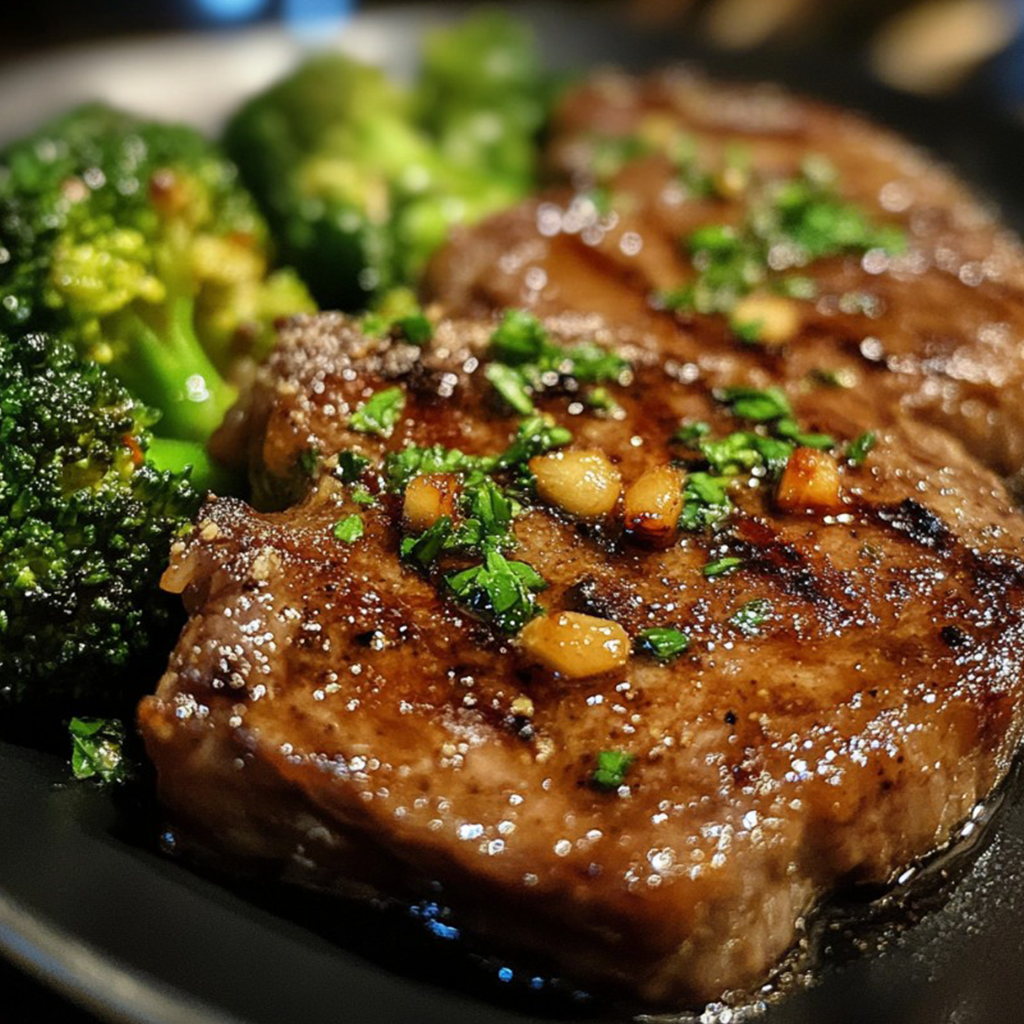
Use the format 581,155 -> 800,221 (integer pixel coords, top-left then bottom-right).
114,296 -> 237,443
145,436 -> 241,495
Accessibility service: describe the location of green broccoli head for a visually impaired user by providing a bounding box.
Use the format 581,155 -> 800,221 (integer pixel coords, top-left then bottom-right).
224,55 -> 428,308
417,9 -> 549,186
0,329 -> 200,706
0,103 -> 315,442
224,13 -> 550,310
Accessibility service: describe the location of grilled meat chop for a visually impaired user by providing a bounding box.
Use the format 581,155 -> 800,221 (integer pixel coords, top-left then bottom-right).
425,68 -> 1024,480
141,307 -> 1024,1004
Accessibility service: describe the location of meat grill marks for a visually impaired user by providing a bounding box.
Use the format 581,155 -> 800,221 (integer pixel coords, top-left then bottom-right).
425,68 -> 1024,479
142,312 -> 1024,1004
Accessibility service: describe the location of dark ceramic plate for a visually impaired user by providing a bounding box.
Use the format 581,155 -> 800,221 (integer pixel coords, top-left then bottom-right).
3,5 -> 1024,1022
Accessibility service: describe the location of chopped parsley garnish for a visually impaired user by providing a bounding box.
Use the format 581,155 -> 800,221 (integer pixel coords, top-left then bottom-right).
336,450 -> 370,484
585,386 -> 620,413
490,309 -> 551,364
394,311 -> 433,346
591,750 -> 636,791
729,598 -> 773,635
351,487 -> 376,506
333,514 -> 364,543
359,295 -> 433,346
400,516 -> 453,567
69,717 -> 128,785
658,160 -> 905,329
679,472 -> 733,532
349,387 -> 405,438
446,548 -> 546,633
495,415 -> 573,470
845,431 -> 877,466
486,362 -> 535,415
486,310 -> 629,414
698,431 -> 794,477
385,444 -> 489,493
636,627 -> 690,662
716,386 -> 792,422
674,420 -> 711,444
672,391 -> 848,532
730,316 -> 765,345
703,556 -> 745,578
774,418 -> 835,450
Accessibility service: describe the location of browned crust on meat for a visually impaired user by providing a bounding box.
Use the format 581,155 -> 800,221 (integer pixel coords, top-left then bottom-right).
143,304 -> 1024,1004
425,68 -> 1024,478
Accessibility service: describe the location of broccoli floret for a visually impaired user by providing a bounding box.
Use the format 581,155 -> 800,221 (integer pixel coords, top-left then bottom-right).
223,11 -> 551,309
417,9 -> 549,187
0,330 -> 200,707
0,103 -> 315,443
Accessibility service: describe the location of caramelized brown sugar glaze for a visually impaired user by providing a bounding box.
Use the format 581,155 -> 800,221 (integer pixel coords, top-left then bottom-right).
425,67 -> 1024,481
143,306 -> 1024,1004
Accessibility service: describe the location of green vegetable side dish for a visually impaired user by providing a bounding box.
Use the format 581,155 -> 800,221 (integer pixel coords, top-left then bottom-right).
224,11 -> 552,310
0,332 -> 199,705
0,103 -> 315,450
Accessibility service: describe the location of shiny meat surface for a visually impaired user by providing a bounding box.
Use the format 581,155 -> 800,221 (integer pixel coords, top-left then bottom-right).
141,311 -> 1024,1004
425,68 -> 1024,481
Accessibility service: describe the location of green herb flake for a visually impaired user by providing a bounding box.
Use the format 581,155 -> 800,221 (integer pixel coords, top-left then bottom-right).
349,387 -> 405,438
585,386 -> 620,413
729,598 -> 773,636
591,750 -> 636,791
336,450 -> 370,484
845,431 -> 877,466
730,316 -> 764,345
716,386 -> 792,422
496,415 -> 572,469
351,487 -> 376,506
703,556 -> 745,578
636,627 -> 690,662
674,420 -> 712,445
446,548 -> 546,633
679,472 -> 733,532
774,417 -> 835,450
69,717 -> 127,785
401,516 -> 453,567
486,363 -> 535,415
490,309 -> 550,365
333,514 -> 364,543
395,312 -> 433,346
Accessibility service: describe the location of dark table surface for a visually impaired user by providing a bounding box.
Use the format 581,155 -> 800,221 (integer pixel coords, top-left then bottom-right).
2,959 -> 98,1023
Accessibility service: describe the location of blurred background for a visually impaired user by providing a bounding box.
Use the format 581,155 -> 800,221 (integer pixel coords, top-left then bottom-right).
3,0 -> 1024,110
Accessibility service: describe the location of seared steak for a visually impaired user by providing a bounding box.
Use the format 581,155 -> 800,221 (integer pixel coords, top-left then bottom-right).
141,311 -> 1024,1004
425,68 -> 1024,480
